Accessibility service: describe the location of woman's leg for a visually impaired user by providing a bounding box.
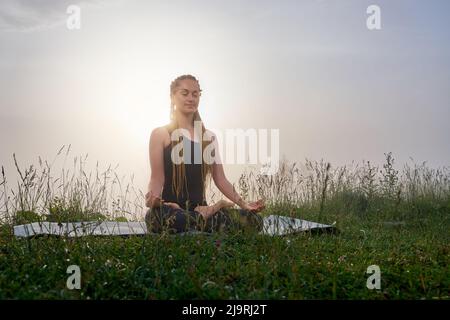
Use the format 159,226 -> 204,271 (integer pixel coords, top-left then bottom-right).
196,209 -> 235,233
145,205 -> 202,233
236,209 -> 264,232
145,205 -> 264,234
199,208 -> 264,233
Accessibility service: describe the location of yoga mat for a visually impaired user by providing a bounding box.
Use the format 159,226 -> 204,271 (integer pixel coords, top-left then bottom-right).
13,215 -> 336,237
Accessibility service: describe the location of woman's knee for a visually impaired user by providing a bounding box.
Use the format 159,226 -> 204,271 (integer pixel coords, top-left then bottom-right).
145,207 -> 162,233
237,209 -> 264,231
145,205 -> 173,231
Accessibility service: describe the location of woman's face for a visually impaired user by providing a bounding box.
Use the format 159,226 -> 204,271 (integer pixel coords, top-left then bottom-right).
171,79 -> 201,116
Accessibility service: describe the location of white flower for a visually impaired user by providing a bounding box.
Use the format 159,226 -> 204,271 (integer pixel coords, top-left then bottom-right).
202,280 -> 216,288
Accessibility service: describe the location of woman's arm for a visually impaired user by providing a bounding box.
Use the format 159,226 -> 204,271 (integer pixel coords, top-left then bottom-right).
213,165 -> 248,208
208,130 -> 265,213
145,127 -> 166,208
213,165 -> 265,213
206,130 -> 248,208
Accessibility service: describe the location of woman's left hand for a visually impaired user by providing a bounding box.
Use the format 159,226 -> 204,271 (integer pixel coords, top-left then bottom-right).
242,199 -> 265,213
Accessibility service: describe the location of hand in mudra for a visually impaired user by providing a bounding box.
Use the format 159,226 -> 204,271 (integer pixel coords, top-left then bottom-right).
242,199 -> 265,213
194,200 -> 234,220
145,192 -> 163,208
145,192 -> 181,210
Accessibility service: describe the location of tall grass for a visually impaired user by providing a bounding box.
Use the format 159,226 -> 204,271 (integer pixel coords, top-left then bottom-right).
0,149 -> 449,299
0,145 -> 144,227
235,152 -> 450,223
1,148 -> 449,227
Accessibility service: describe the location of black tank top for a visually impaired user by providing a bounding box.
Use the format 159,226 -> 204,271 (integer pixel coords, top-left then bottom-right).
161,127 -> 207,211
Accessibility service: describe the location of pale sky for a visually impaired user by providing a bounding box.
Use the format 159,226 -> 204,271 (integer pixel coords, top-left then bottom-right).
1,0 -> 449,206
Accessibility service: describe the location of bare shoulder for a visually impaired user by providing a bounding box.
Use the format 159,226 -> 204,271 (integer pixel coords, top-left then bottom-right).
151,126 -> 168,136
150,126 -> 171,146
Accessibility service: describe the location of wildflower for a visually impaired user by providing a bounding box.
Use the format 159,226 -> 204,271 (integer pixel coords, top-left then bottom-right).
202,280 -> 216,288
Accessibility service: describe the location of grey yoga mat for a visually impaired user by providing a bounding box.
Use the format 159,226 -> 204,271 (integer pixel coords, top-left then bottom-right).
13,215 -> 336,237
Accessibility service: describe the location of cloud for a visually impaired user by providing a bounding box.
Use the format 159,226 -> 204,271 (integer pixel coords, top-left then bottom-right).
0,0 -> 105,32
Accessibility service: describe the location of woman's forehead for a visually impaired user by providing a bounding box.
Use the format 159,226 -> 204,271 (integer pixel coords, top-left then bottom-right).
177,80 -> 200,91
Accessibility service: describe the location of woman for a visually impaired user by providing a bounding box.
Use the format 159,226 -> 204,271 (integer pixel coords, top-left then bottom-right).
145,74 -> 265,233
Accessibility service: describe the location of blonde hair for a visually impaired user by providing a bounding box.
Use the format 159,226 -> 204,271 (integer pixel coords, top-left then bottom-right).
167,74 -> 213,207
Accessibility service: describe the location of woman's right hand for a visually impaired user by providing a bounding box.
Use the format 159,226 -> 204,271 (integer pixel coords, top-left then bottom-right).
145,192 -> 158,208
145,192 -> 167,209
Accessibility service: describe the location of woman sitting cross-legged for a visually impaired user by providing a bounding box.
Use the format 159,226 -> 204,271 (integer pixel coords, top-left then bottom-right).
144,74 -> 265,234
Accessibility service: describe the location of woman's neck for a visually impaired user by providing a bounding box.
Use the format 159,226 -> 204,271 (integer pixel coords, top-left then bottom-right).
176,113 -> 195,130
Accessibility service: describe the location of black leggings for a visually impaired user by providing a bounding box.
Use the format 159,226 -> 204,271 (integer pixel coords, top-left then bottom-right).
145,204 -> 263,234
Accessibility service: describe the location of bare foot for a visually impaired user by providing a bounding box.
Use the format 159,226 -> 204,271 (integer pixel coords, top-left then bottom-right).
195,200 -> 234,219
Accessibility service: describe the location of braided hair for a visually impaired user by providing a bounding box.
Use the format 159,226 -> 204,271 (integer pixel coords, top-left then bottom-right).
167,74 -> 214,207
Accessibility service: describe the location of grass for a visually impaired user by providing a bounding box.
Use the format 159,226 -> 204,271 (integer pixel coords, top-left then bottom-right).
0,148 -> 449,299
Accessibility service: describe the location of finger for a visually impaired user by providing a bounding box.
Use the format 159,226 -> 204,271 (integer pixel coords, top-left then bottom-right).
254,205 -> 263,212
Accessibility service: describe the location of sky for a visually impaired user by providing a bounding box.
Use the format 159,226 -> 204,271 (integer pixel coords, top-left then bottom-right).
1,0 -> 449,208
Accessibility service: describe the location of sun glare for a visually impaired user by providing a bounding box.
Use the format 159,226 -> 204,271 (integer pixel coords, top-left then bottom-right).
112,97 -> 170,148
